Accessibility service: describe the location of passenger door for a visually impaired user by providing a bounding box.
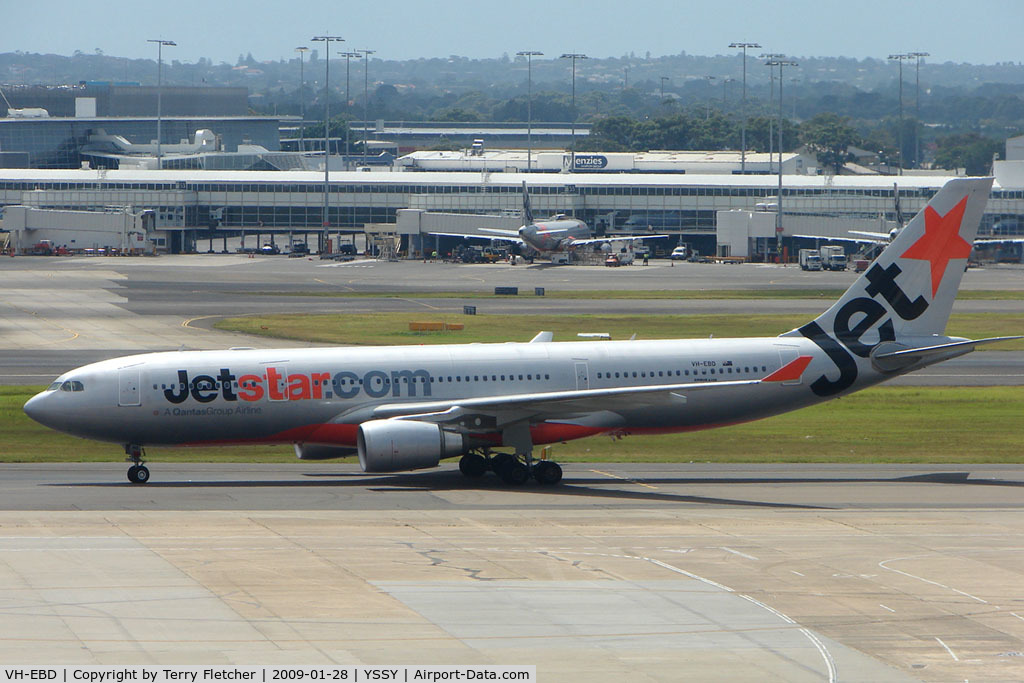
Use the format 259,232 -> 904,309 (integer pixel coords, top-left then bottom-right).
118,367 -> 141,407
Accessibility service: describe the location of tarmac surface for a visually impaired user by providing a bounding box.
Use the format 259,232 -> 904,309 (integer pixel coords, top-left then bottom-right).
3,254 -> 1024,678
1,463 -> 1024,681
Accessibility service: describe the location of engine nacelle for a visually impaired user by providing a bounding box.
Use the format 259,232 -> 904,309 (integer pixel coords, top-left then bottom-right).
357,419 -> 465,473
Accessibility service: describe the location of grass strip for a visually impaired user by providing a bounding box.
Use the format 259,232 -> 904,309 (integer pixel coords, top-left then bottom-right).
4,385 -> 1022,464
213,312 -> 1024,350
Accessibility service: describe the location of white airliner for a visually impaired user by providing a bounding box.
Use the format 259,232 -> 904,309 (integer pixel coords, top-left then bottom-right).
432,181 -> 668,255
795,183 -> 1024,250
24,177 -> 1019,485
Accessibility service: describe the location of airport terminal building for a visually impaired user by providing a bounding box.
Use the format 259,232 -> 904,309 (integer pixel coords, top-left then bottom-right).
1,168 -> 1022,255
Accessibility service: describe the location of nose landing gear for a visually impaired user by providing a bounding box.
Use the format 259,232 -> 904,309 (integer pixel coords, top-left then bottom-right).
125,444 -> 150,484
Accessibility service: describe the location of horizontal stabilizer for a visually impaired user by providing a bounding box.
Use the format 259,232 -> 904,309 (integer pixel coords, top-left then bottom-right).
872,336 -> 1022,372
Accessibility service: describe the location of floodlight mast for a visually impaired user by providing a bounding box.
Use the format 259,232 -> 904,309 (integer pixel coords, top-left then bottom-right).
889,53 -> 913,174
147,39 -> 176,169
559,53 -> 588,171
909,51 -> 930,168
729,42 -> 761,174
765,58 -> 797,261
295,47 -> 309,152
312,35 -> 344,253
517,51 -> 543,172
760,53 -> 784,172
357,49 -> 376,166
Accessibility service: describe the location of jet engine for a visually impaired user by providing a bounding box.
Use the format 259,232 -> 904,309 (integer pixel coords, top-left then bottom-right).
357,419 -> 466,473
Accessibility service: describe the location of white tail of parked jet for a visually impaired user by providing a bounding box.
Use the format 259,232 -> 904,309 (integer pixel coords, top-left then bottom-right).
522,180 -> 535,224
24,177 -> 1019,486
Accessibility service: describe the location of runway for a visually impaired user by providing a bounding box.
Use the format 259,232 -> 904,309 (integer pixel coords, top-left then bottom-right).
2,255 -> 1023,385
1,463 -> 1023,681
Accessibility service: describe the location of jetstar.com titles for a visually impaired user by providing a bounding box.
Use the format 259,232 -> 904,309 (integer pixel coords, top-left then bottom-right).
162,367 -> 433,405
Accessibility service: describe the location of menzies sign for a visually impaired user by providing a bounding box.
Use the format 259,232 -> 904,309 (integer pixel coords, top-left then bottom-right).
571,154 -> 608,171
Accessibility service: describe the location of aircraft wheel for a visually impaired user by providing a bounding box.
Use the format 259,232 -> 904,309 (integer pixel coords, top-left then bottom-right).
128,465 -> 150,485
459,453 -> 488,478
533,461 -> 563,485
489,453 -> 513,473
496,459 -> 530,486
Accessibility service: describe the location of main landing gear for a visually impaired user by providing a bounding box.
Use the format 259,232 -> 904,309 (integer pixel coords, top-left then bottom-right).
458,451 -> 563,486
125,444 -> 150,484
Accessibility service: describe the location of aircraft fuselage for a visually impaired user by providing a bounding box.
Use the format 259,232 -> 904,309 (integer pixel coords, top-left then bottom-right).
24,336 -> 859,450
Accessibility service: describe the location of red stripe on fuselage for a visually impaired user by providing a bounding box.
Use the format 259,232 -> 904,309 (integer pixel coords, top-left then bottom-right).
181,420 -> 746,449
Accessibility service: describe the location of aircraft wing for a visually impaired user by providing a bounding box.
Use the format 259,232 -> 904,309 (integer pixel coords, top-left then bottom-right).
371,378 -> 758,427
367,356 -> 812,428
480,227 -> 523,237
567,234 -> 671,247
848,230 -> 891,240
974,237 -> 1024,245
427,231 -> 524,245
791,234 -> 879,245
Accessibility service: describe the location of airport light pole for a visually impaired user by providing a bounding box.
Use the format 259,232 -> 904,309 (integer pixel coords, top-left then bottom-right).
517,50 -> 543,172
340,52 -> 361,170
889,53 -> 913,174
704,76 -> 715,120
560,53 -> 588,171
722,77 -> 734,110
729,42 -> 761,174
765,58 -> 797,261
760,53 -> 783,173
312,35 -> 344,252
147,39 -> 175,169
295,46 -> 309,152
340,51 -> 360,108
909,51 -> 929,168
660,76 -> 670,103
358,49 -> 375,166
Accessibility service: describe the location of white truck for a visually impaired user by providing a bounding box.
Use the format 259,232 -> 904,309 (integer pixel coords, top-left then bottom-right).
799,248 -> 822,271
819,245 -> 848,271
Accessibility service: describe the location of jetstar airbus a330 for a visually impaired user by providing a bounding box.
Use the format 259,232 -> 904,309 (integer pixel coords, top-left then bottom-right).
24,177 -> 1018,485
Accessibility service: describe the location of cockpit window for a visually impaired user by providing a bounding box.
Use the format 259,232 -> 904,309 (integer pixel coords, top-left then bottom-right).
47,381 -> 62,391
59,381 -> 85,392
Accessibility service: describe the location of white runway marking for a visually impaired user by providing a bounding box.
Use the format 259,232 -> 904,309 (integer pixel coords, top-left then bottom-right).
646,557 -> 837,683
879,556 -> 988,604
720,546 -> 759,561
935,636 -> 961,661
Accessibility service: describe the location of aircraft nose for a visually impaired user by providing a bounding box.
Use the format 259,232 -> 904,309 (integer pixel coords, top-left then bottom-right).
23,391 -> 57,429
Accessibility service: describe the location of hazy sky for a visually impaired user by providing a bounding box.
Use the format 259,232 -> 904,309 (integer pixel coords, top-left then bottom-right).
6,0 -> 1023,65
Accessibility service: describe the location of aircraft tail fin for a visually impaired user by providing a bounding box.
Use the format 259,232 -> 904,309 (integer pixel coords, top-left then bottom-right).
783,177 -> 993,343
522,181 -> 535,224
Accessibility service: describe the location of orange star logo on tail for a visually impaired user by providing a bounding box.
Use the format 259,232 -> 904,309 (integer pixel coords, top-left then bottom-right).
900,195 -> 972,297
